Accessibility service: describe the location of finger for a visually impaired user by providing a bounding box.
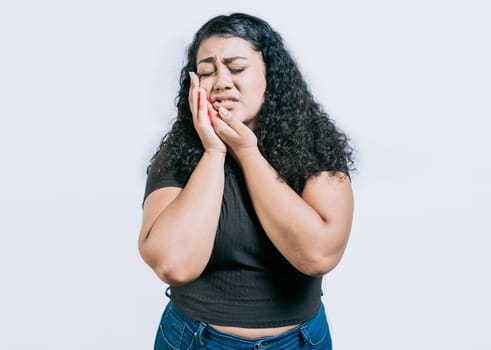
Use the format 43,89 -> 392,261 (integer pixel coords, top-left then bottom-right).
206,99 -> 216,126
218,107 -> 249,134
189,71 -> 200,88
198,88 -> 209,125
207,106 -> 213,125
188,72 -> 200,116
200,90 -> 216,126
213,112 -> 239,139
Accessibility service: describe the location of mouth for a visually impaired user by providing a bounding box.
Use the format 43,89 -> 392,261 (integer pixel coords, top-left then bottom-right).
212,98 -> 238,110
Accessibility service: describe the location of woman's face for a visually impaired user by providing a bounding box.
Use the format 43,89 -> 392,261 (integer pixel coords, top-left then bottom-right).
196,35 -> 267,128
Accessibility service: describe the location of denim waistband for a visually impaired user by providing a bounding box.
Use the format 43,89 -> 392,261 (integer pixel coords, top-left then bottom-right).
165,301 -> 326,349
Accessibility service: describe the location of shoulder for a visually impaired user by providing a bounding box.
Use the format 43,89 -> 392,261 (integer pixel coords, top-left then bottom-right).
302,171 -> 352,206
304,170 -> 350,187
301,171 -> 353,229
143,167 -> 188,203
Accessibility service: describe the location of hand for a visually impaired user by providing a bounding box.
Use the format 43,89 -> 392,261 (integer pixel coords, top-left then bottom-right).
213,107 -> 259,162
188,72 -> 226,154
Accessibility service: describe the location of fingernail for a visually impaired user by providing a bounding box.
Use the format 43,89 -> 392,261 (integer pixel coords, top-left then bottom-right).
219,107 -> 228,116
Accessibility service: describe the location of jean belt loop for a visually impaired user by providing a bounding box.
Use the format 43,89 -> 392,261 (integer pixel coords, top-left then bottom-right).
253,340 -> 265,349
299,325 -> 310,345
195,322 -> 207,347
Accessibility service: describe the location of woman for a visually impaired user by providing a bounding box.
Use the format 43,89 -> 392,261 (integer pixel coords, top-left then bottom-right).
139,13 -> 354,350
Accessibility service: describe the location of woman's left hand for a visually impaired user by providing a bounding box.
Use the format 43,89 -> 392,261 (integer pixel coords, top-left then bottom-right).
212,107 -> 259,162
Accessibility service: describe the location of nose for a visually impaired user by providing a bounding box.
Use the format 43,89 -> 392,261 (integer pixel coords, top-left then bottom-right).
212,66 -> 233,92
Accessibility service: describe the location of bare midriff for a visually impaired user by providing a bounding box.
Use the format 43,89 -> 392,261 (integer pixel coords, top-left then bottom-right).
209,323 -> 299,339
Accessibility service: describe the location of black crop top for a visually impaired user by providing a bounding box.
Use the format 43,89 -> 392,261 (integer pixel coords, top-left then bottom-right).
144,165 -> 323,327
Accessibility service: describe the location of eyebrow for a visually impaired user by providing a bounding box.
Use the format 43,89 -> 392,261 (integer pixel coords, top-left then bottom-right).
197,56 -> 248,65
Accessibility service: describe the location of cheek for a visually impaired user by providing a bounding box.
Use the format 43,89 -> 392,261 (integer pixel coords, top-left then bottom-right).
198,80 -> 212,95
252,82 -> 266,107
253,75 -> 266,101
244,77 -> 266,103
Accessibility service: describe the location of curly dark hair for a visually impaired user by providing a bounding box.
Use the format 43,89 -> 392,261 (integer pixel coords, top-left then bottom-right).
148,13 -> 355,193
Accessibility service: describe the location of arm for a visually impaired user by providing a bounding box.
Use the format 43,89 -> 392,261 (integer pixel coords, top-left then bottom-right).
138,151 -> 225,286
139,73 -> 226,285
238,151 -> 353,276
213,107 -> 354,276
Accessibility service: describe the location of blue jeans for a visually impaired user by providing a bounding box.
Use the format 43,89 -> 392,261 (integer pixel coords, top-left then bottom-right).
154,301 -> 332,350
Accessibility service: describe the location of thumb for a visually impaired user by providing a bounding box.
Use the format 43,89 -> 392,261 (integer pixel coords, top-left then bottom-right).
218,107 -> 232,121
218,107 -> 249,134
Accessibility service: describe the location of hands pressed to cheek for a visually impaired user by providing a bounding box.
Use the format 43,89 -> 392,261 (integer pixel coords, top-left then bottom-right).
213,106 -> 259,161
190,71 -> 258,160
188,72 -> 226,154
197,89 -> 215,125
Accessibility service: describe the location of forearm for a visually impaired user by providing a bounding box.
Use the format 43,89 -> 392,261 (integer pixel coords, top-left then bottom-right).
238,149 -> 346,275
140,150 -> 225,285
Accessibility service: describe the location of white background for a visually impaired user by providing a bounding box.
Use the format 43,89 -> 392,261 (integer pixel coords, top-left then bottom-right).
1,0 -> 490,349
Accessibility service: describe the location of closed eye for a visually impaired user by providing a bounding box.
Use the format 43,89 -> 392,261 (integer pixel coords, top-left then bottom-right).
230,67 -> 245,74
197,72 -> 213,78
198,67 -> 246,78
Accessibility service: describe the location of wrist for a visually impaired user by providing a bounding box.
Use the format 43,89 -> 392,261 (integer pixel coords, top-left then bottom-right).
204,148 -> 227,159
236,146 -> 262,166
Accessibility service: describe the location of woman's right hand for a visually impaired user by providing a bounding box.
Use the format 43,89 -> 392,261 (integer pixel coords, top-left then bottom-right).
188,72 -> 226,154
